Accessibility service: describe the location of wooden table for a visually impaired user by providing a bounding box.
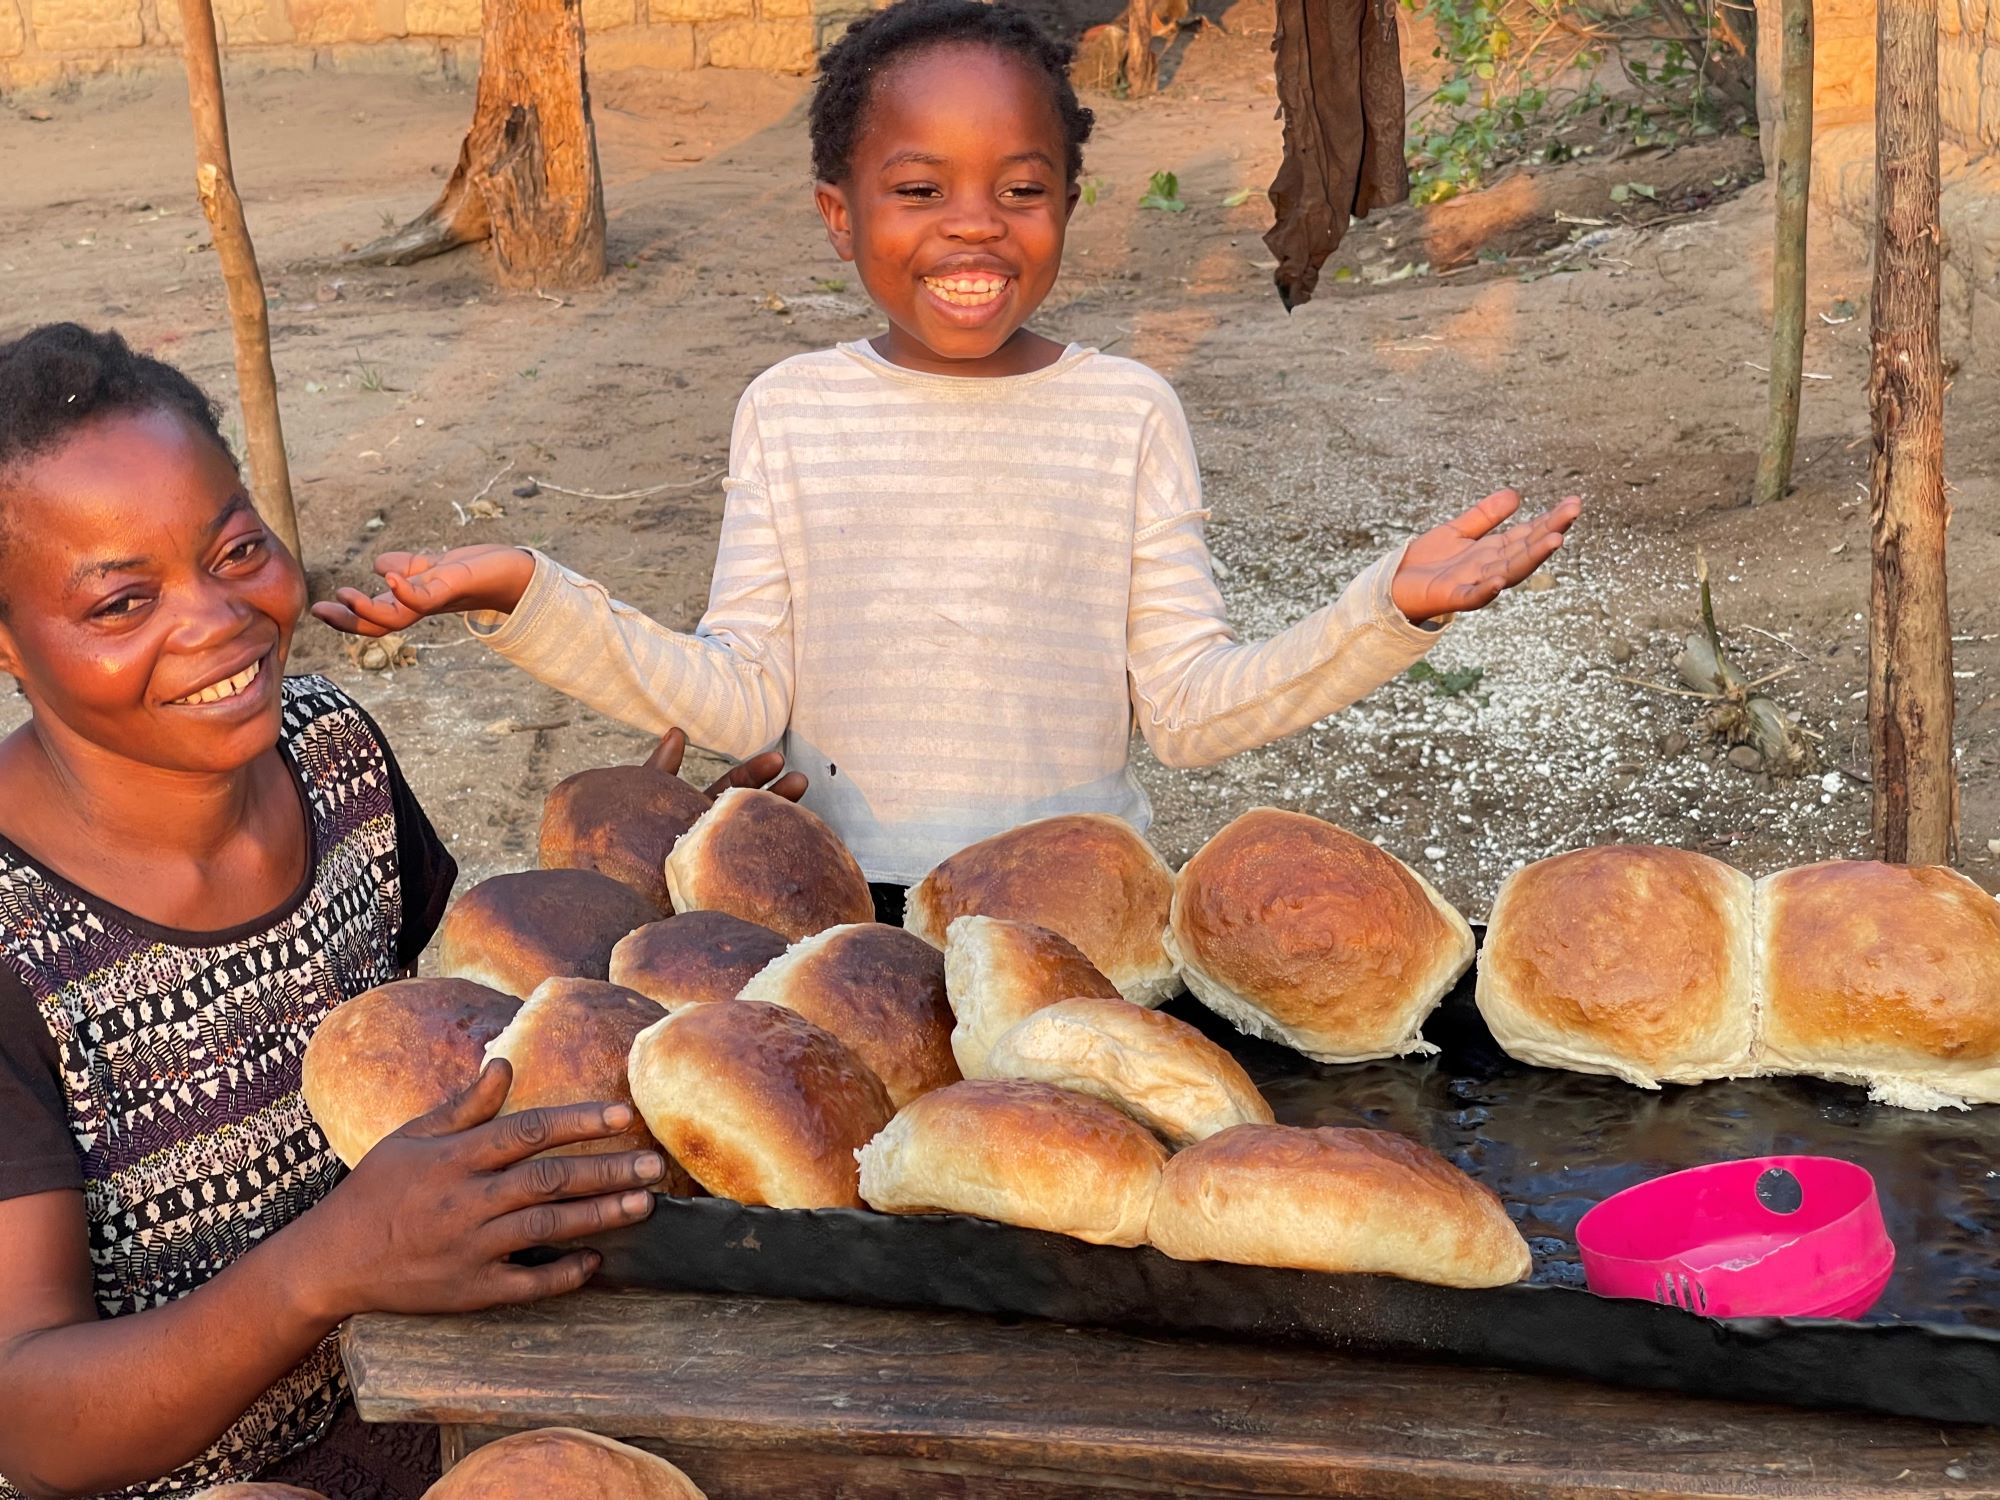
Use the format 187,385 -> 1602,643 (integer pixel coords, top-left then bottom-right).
343,1289 -> 2000,1499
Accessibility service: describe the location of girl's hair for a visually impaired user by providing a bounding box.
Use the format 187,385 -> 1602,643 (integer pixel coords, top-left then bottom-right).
0,324 -> 231,611
810,0 -> 1095,186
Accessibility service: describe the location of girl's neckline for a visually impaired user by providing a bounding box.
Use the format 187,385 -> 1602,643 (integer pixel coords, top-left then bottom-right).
0,738 -> 322,950
838,339 -> 1096,388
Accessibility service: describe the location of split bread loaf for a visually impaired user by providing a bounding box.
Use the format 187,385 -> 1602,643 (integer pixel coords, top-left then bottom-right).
665,788 -> 873,942
420,1428 -> 707,1500
610,911 -> 789,1011
628,999 -> 893,1208
437,869 -> 659,996
979,997 -> 1273,1147
1759,860 -> 2000,1108
1146,1123 -> 1532,1288
905,814 -> 1179,1006
303,978 -> 519,1167
1477,845 -> 1757,1087
941,914 -> 1123,1075
857,1079 -> 1167,1247
537,752 -> 712,911
1165,809 -> 1474,1063
737,922 -> 960,1106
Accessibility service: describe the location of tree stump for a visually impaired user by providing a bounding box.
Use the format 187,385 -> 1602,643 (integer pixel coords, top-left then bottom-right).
1867,0 -> 1955,864
349,0 -> 606,291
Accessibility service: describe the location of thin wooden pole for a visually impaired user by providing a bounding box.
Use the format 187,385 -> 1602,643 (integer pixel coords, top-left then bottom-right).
174,0 -> 301,562
1752,0 -> 1812,507
1123,0 -> 1158,98
1867,0 -> 1955,865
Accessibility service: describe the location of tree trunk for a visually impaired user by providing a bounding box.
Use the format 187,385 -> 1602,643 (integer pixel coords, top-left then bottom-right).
175,0 -> 301,562
1868,0 -> 1955,865
1123,0 -> 1158,99
347,0 -> 606,291
1752,0 -> 1811,507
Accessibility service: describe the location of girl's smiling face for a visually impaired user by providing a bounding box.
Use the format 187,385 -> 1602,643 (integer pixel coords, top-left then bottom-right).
816,42 -> 1078,375
0,407 -> 304,775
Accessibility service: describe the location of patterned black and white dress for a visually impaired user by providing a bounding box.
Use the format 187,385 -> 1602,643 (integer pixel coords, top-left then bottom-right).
0,676 -> 456,1498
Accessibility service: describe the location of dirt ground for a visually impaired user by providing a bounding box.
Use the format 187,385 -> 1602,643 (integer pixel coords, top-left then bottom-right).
3,8 -> 1997,916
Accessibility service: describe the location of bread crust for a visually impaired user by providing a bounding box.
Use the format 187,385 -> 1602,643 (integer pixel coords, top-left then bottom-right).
941,914 -> 1123,1074
420,1428 -> 707,1500
610,911 -> 790,1011
436,869 -> 659,996
664,788 -> 873,943
538,764 -> 711,911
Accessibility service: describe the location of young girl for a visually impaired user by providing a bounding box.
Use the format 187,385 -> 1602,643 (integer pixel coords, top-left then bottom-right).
318,0 -> 1581,919
0,324 -> 712,1499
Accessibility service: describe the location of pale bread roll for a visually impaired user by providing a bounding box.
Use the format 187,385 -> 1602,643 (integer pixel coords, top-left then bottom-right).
942,914 -> 1124,1074
303,978 -> 520,1167
628,1000 -> 892,1207
1146,1123 -> 1532,1288
1164,809 -> 1474,1063
664,788 -> 873,942
195,1486 -> 330,1498
610,911 -> 789,1011
538,758 -> 711,911
980,997 -> 1273,1147
1476,845 -> 1757,1088
737,923 -> 960,1106
421,1428 -> 706,1500
1758,860 -> 2000,1109
437,869 -> 659,997
484,980 -> 690,1191
906,814 -> 1178,1006
857,1079 -> 1167,1247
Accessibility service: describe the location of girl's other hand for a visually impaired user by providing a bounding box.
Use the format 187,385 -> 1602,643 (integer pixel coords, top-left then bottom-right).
645,725 -> 811,804
298,1059 -> 664,1322
310,545 -> 537,637
1390,490 -> 1582,625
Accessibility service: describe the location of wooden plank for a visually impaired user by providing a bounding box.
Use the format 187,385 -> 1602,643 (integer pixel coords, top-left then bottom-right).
344,1291 -> 1998,1499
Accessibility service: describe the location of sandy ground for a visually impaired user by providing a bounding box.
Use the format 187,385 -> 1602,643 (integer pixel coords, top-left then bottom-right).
3,10 -> 1996,916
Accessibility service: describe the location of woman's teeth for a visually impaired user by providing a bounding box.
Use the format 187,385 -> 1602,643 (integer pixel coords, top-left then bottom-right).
173,658 -> 262,706
924,275 -> 1008,307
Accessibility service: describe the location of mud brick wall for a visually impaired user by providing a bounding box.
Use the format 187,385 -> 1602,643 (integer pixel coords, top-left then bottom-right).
0,0 -> 875,88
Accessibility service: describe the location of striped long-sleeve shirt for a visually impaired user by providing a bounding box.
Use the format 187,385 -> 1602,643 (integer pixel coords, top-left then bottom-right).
474,341 -> 1448,883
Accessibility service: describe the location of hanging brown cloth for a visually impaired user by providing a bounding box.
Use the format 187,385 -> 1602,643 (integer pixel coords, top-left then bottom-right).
1263,0 -> 1409,309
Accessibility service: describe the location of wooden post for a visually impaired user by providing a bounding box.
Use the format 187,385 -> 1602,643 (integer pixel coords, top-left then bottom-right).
348,0 -> 606,290
1867,0 -> 1955,865
174,0 -> 301,562
1123,0 -> 1158,99
1752,0 -> 1812,507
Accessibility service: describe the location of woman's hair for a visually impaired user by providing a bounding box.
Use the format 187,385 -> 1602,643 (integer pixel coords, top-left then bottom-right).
809,0 -> 1095,186
0,324 -> 232,612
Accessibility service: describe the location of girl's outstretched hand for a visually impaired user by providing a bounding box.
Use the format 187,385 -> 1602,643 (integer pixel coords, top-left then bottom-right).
1390,490 -> 1582,624
311,545 -> 537,637
646,726 -> 810,805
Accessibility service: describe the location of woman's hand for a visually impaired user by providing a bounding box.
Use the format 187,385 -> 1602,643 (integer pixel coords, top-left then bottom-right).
1390,490 -> 1582,624
310,545 -> 537,637
646,726 -> 809,804
297,1059 -> 663,1322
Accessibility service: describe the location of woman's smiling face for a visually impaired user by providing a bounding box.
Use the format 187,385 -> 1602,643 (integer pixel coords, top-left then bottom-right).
0,407 -> 305,775
815,42 -> 1078,374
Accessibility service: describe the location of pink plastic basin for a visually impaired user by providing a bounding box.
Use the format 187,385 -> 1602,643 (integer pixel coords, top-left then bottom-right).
1574,1156 -> 1894,1320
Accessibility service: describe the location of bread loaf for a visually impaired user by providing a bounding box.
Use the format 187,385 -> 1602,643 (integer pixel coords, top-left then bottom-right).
437,870 -> 659,997
1165,809 -> 1473,1063
906,814 -> 1178,1006
857,1079 -> 1167,1247
303,978 -> 520,1167
1758,860 -> 2000,1108
738,923 -> 959,1106
420,1428 -> 706,1500
628,1000 -> 892,1207
664,788 -> 873,942
1146,1123 -> 1531,1287
981,997 -> 1272,1147
1477,845 -> 1757,1087
610,911 -> 789,1011
941,914 -> 1123,1074
538,757 -> 711,911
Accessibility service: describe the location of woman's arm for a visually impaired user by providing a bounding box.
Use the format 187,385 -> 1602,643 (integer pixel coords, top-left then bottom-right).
0,1065 -> 660,1499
